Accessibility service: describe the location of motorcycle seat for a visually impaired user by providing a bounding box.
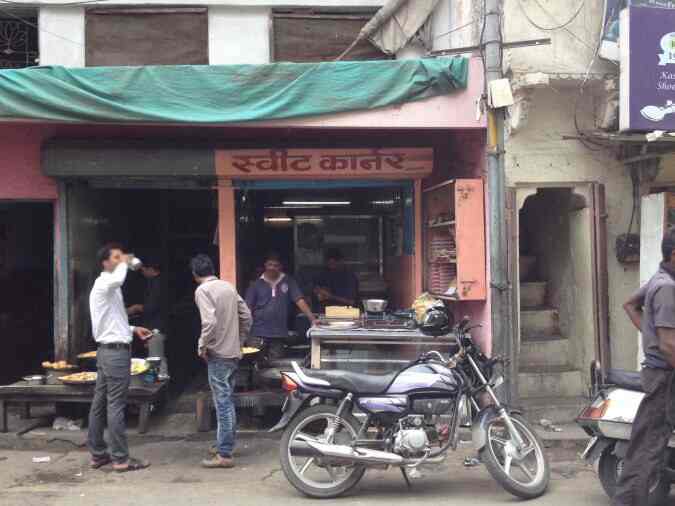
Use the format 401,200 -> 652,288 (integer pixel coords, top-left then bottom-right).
301,368 -> 397,395
605,368 -> 643,392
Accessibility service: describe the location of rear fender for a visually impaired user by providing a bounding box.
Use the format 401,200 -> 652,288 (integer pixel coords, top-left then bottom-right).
268,391 -> 312,433
472,406 -> 523,452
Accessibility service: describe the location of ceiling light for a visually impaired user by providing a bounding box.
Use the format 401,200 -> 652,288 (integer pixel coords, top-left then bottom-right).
282,201 -> 351,206
264,217 -> 292,223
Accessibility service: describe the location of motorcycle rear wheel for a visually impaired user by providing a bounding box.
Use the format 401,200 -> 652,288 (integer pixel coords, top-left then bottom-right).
479,414 -> 550,499
279,404 -> 366,499
597,443 -> 670,505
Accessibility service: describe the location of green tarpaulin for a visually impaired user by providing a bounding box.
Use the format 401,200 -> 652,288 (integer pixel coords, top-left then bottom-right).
0,57 -> 467,124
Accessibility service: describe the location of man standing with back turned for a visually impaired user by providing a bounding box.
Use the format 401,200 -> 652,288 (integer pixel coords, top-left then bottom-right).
614,227 -> 675,506
191,254 -> 252,469
88,243 -> 152,472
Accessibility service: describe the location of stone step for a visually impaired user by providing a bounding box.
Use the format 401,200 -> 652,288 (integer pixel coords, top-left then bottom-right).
518,396 -> 588,425
520,335 -> 569,368
520,281 -> 547,309
518,366 -> 584,398
520,308 -> 559,338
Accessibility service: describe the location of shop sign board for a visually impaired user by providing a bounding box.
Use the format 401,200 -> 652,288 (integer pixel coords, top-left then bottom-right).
620,6 -> 675,131
216,148 -> 434,179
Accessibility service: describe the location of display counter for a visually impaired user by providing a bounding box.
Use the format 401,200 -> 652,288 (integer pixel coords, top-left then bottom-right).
308,327 -> 458,373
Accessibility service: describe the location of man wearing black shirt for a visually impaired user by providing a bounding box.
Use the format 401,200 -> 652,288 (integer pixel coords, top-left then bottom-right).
127,260 -> 169,379
313,248 -> 359,311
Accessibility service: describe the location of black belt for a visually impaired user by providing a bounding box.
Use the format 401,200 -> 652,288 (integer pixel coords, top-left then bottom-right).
98,342 -> 131,350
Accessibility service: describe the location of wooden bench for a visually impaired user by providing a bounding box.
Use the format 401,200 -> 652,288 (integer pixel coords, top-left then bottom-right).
0,377 -> 169,434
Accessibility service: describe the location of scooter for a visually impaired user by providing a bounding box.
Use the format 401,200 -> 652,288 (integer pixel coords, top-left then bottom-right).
576,361 -> 675,505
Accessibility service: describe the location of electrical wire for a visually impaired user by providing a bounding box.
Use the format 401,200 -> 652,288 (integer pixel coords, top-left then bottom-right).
515,0 -> 585,32
0,6 -> 83,46
433,18 -> 478,40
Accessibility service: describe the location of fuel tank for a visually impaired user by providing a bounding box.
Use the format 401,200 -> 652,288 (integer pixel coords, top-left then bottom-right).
386,363 -> 463,395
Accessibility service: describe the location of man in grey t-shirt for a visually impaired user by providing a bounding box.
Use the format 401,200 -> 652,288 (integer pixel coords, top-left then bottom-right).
613,228 -> 675,506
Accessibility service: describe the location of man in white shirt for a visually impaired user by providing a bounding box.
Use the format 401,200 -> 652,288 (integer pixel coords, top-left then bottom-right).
87,243 -> 153,472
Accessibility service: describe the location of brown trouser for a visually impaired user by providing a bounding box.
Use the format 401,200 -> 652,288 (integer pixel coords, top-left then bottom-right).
613,367 -> 674,506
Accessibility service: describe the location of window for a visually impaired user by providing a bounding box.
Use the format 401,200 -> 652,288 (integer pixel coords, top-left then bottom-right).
85,8 -> 208,67
0,13 -> 38,69
271,10 -> 388,62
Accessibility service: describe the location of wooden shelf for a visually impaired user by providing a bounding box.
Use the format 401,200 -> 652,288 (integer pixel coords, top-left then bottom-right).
427,259 -> 457,264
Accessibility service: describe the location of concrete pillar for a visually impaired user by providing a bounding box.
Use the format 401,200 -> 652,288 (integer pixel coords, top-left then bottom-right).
38,7 -> 85,67
209,6 -> 271,65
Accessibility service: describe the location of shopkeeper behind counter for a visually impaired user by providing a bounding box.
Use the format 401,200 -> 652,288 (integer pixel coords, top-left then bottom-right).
313,248 -> 359,312
245,252 -> 316,358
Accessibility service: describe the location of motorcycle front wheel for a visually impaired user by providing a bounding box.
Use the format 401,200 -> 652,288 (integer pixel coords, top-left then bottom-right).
279,404 -> 366,499
597,443 -> 670,505
479,413 -> 550,499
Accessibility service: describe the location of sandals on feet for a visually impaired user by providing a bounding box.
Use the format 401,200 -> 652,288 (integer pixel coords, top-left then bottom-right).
90,454 -> 112,469
113,457 -> 151,473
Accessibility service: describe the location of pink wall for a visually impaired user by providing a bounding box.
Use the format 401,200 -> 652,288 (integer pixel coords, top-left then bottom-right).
0,125 -> 57,200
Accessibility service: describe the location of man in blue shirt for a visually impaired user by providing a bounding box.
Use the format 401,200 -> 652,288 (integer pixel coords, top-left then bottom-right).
245,253 -> 316,358
313,248 -> 359,312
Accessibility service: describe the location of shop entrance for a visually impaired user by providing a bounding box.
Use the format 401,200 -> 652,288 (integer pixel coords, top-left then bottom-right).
0,202 -> 53,385
66,184 -> 218,391
235,184 -> 415,317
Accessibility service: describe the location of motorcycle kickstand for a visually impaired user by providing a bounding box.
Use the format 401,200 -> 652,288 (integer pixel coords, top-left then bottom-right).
400,468 -> 412,489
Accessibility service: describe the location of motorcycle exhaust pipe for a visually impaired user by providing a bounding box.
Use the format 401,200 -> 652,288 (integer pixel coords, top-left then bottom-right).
290,441 -> 323,458
306,440 -> 404,465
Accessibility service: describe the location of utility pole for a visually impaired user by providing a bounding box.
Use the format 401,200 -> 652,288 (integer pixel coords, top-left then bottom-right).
483,0 -> 516,404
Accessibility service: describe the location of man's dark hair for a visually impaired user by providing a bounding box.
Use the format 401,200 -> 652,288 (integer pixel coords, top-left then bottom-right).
663,227 -> 675,262
325,248 -> 343,261
143,257 -> 161,271
190,254 -> 216,278
97,242 -> 125,268
264,252 -> 282,263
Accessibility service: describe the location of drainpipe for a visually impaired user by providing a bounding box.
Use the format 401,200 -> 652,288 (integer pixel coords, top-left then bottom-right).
483,0 -> 515,403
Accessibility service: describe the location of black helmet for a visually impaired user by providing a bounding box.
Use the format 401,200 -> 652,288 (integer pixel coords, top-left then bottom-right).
420,303 -> 451,336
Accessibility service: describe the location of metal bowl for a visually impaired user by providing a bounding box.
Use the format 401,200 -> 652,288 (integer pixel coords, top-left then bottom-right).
23,375 -> 47,385
363,299 -> 388,313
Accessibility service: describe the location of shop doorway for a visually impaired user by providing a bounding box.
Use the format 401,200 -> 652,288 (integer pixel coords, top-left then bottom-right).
0,202 -> 53,385
66,184 -> 218,391
514,184 -> 607,423
235,184 -> 414,315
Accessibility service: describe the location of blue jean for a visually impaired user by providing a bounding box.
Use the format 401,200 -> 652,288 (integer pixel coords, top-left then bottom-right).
207,357 -> 238,458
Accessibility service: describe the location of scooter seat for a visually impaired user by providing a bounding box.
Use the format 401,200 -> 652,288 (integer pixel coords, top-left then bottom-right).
302,368 -> 397,394
605,368 -> 643,391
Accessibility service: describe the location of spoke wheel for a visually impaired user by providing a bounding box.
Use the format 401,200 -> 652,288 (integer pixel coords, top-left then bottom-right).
480,413 -> 550,499
280,404 -> 366,498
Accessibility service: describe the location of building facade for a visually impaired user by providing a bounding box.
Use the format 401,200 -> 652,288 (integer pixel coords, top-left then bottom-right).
0,1 -> 492,388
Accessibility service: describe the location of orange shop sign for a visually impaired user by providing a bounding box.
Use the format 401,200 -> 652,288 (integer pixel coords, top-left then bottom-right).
216,148 -> 433,180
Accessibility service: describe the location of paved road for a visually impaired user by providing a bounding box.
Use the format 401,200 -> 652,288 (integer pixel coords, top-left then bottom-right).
0,434 -> 665,506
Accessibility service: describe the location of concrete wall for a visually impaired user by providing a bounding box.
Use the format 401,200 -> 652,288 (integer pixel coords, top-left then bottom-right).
38,7 -> 85,67
208,6 -> 271,64
0,125 -> 57,200
508,86 -> 638,370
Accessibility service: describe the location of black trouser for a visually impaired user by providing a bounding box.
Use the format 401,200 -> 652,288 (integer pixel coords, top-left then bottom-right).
613,367 -> 674,506
87,346 -> 131,464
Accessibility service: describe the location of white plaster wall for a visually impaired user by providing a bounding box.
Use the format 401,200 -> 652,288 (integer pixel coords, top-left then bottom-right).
507,87 -> 639,370
502,0 -> 614,75
209,6 -> 271,65
38,6 -> 85,67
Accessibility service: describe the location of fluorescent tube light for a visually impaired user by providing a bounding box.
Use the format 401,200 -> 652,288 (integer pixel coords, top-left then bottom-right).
282,201 -> 351,206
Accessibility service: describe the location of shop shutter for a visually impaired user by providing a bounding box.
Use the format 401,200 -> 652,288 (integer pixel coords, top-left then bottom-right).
272,11 -> 389,62
85,8 -> 208,67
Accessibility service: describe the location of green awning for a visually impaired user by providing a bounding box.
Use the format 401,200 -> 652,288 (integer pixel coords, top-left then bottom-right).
0,57 -> 468,124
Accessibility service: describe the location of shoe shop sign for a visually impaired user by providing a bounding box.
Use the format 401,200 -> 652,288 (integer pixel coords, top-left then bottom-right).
620,6 -> 675,131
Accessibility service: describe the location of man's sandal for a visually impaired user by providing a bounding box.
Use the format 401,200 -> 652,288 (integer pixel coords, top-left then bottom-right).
113,458 -> 151,473
90,454 -> 112,469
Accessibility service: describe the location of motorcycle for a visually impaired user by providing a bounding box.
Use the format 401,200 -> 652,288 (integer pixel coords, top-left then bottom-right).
577,361 -> 674,505
270,307 -> 550,499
